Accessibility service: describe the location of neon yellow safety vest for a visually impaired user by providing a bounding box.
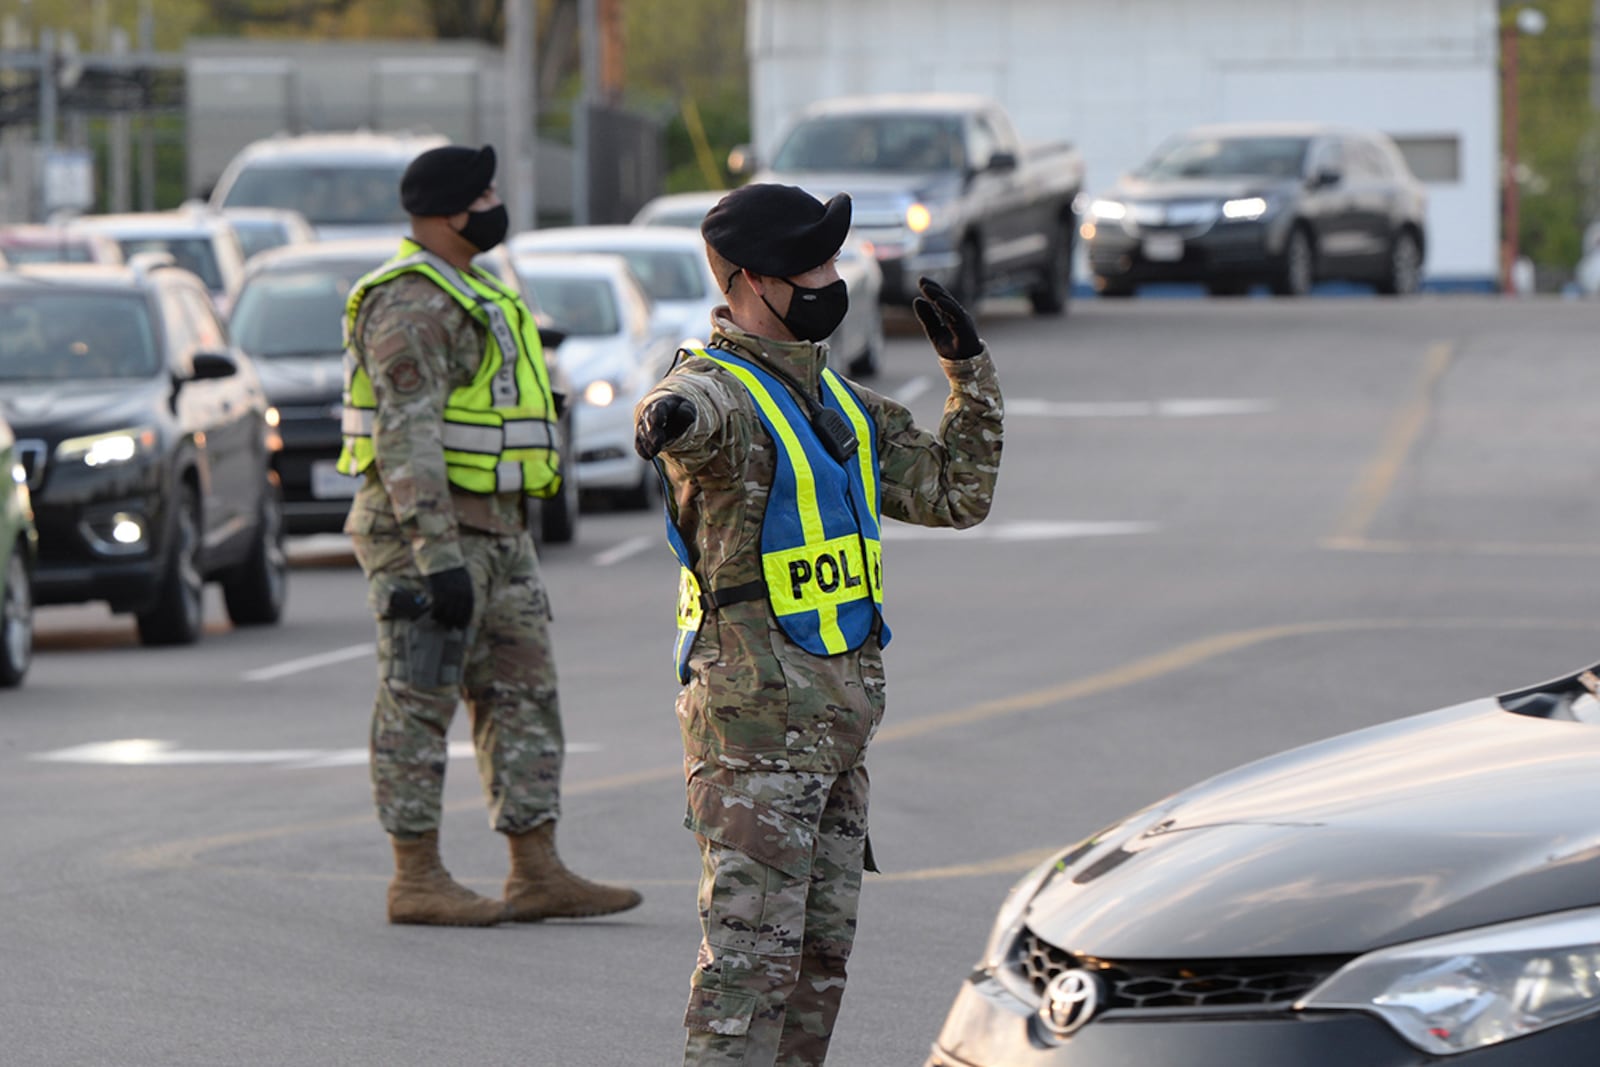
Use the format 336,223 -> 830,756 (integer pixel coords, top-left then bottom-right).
661,346 -> 889,682
337,239 -> 561,498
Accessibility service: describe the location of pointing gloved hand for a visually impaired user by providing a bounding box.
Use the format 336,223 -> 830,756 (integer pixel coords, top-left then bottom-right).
912,276 -> 983,361
634,393 -> 697,460
425,566 -> 475,629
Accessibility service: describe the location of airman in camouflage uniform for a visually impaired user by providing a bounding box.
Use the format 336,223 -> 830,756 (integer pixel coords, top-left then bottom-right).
635,184 -> 1003,1065
343,143 -> 641,927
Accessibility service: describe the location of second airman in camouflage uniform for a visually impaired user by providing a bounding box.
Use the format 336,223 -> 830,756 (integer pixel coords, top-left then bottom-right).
341,143 -> 641,927
635,184 -> 1004,1065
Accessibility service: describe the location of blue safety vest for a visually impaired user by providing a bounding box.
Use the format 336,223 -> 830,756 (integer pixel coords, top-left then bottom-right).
661,346 -> 890,682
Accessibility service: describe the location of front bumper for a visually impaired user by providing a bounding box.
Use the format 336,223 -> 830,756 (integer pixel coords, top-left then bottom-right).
271,413 -> 351,534
574,392 -> 647,494
926,969 -> 1600,1065
1088,218 -> 1288,284
858,228 -> 961,304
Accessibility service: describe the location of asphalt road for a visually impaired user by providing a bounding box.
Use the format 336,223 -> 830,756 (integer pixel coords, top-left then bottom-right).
5,293 -> 1600,1066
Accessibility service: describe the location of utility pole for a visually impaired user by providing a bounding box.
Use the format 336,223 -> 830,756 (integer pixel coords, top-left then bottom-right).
574,0 -> 601,225
503,0 -> 537,233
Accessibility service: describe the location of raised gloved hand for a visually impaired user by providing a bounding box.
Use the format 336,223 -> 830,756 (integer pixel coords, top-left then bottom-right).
634,394 -> 697,460
425,566 -> 475,629
912,276 -> 983,360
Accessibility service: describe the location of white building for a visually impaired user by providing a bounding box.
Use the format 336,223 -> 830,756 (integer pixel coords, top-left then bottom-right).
746,0 -> 1500,287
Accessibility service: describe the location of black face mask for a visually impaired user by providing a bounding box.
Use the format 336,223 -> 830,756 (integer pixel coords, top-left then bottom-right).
458,204 -> 509,252
762,278 -> 849,343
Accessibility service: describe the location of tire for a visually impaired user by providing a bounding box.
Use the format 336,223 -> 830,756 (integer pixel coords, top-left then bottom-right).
137,483 -> 205,647
1028,218 -> 1074,316
538,411 -> 580,544
1376,230 -> 1423,296
223,475 -> 287,627
951,238 -> 983,310
1270,226 -> 1314,297
0,545 -> 33,688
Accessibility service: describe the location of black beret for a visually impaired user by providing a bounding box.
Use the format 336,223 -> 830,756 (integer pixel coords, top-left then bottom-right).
400,144 -> 497,217
701,183 -> 852,277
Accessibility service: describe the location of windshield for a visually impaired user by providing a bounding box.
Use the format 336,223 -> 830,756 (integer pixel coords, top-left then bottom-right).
231,266 -> 370,358
589,249 -> 705,301
232,220 -> 289,261
1139,136 -> 1310,181
772,115 -> 966,173
117,237 -> 223,292
0,293 -> 160,381
221,164 -> 409,228
517,275 -> 619,337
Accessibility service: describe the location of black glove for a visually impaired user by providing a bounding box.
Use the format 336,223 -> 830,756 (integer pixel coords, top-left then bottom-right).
424,567 -> 474,629
912,276 -> 983,360
634,394 -> 697,460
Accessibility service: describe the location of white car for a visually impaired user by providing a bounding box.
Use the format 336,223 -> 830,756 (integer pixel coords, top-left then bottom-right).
214,206 -> 319,262
68,210 -> 249,317
208,131 -> 447,242
508,251 -> 676,510
630,191 -> 886,376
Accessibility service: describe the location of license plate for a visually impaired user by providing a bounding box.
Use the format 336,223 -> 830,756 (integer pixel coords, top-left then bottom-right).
1143,234 -> 1184,262
311,459 -> 362,499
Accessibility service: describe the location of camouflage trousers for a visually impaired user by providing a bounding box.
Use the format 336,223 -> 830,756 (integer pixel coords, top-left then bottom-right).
682,763 -> 870,1067
353,531 -> 563,838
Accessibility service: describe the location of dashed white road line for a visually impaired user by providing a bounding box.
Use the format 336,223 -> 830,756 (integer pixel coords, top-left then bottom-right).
895,376 -> 933,404
244,644 -> 374,682
592,534 -> 656,566
30,739 -> 599,769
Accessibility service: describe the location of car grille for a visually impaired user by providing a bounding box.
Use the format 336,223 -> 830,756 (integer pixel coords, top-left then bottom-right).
1016,929 -> 1348,1012
13,439 -> 47,490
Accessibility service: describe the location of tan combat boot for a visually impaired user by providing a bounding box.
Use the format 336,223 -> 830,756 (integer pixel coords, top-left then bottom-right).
387,831 -> 506,927
503,822 -> 643,921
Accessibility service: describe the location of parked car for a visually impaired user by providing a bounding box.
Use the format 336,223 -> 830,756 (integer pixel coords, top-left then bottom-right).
0,224 -> 123,266
507,251 -> 676,510
0,412 -> 37,687
69,211 -> 249,316
738,93 -> 1085,314
925,663 -> 1600,1066
214,206 -> 318,262
1085,121 -> 1428,298
208,131 -> 447,242
627,196 -> 887,376
1574,221 -> 1600,298
0,260 -> 286,645
229,237 -> 580,543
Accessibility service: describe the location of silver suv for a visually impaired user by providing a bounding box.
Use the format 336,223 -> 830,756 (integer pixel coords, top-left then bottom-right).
209,131 -> 447,241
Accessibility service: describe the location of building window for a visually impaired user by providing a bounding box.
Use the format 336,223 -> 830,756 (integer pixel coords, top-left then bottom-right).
1391,136 -> 1461,183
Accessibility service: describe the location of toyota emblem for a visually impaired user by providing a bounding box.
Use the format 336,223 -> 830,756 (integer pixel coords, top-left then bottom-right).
1039,968 -> 1101,1038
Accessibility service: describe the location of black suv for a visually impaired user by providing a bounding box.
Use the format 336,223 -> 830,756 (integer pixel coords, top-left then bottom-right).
0,259 -> 287,645
1086,121 -> 1428,298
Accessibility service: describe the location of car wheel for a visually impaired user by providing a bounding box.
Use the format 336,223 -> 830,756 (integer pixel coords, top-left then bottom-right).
1028,217 -> 1074,316
538,411 -> 580,545
1271,227 -> 1314,297
137,483 -> 205,647
0,544 -> 33,688
222,474 -> 288,626
951,237 -> 983,310
1377,230 -> 1423,296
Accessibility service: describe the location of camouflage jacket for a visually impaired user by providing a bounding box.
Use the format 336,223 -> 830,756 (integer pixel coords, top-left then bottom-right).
641,312 -> 1004,774
343,270 -> 526,573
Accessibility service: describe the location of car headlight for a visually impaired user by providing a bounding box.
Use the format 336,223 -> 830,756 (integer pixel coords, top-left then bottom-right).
905,202 -> 936,234
56,426 -> 158,468
1299,905 -> 1600,1055
582,379 -> 618,408
1221,196 -> 1271,221
1089,199 -> 1128,222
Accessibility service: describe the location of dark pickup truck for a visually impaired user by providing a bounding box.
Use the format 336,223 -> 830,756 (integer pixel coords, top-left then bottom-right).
735,93 -> 1086,315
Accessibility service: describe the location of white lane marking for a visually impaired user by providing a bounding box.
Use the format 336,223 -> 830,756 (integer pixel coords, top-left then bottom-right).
883,520 -> 1157,541
1008,398 -> 1275,418
244,644 -> 374,682
593,534 -> 656,567
895,376 -> 933,404
30,739 -> 600,769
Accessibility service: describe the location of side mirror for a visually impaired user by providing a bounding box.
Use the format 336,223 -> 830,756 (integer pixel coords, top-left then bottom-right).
537,326 -> 567,351
190,350 -> 239,381
1311,167 -> 1342,189
727,144 -> 755,176
987,150 -> 1019,173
